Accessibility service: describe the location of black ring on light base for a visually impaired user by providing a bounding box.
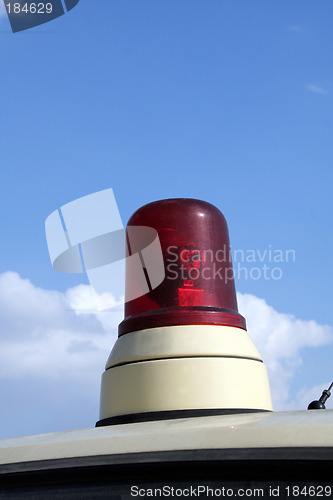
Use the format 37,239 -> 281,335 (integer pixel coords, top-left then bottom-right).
96,408 -> 271,427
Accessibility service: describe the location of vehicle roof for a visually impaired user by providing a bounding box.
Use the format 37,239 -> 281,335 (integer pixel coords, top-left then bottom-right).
1,410 -> 333,468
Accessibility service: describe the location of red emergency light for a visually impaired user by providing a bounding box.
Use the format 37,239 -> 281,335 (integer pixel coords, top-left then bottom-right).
97,198 -> 273,426
119,198 -> 246,336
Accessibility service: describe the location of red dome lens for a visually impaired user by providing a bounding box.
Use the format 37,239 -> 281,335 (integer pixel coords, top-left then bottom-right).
118,198 -> 246,336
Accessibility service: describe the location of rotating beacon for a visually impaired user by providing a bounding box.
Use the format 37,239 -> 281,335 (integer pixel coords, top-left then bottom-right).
97,198 -> 273,426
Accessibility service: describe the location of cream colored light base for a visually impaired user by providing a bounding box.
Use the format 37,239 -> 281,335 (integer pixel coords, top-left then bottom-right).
99,325 -> 273,421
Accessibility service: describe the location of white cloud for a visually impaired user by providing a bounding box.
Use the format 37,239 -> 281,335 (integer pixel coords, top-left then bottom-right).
237,293 -> 333,410
0,272 -> 332,438
0,272 -> 123,438
0,272 -> 122,380
306,84 -> 328,95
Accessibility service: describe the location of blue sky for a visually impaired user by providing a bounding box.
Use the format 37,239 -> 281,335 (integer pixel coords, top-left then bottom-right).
0,1 -> 333,439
